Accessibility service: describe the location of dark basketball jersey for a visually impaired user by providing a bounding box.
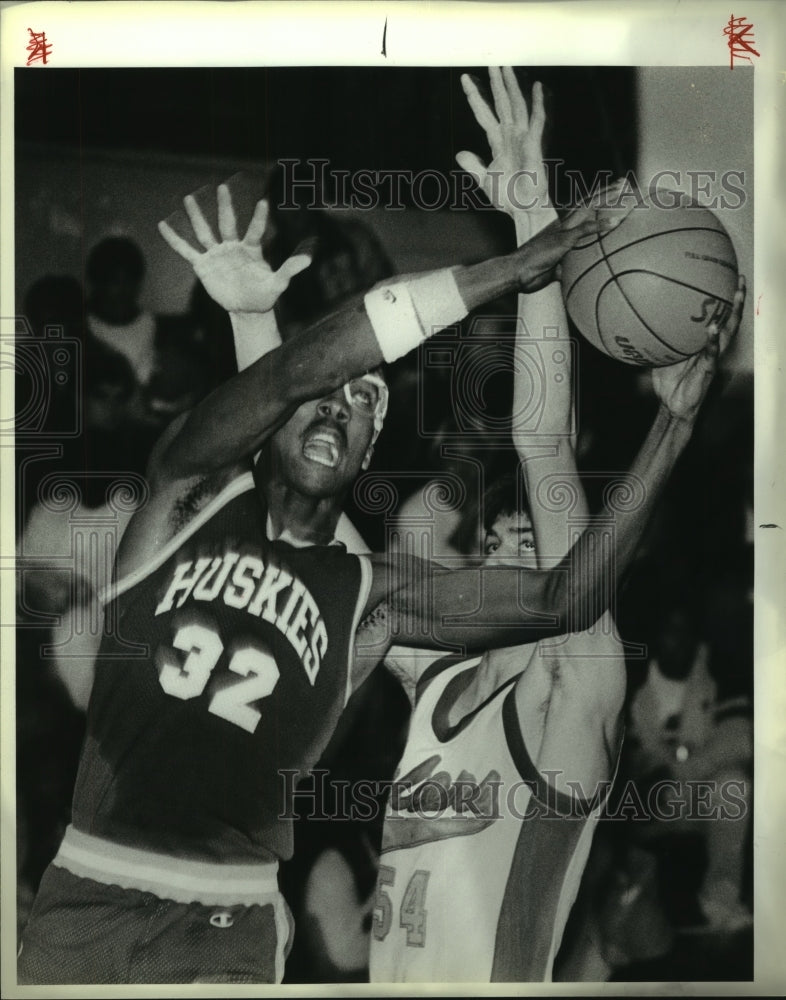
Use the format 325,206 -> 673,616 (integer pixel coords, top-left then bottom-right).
71,471 -> 371,864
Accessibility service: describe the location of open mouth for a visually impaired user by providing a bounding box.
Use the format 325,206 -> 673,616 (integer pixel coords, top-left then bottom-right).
302,425 -> 344,469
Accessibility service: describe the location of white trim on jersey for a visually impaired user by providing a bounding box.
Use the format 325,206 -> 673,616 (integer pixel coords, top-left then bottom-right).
344,553 -> 374,707
98,471 -> 256,608
266,513 -> 344,549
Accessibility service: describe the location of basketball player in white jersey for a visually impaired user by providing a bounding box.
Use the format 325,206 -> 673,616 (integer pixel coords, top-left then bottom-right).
365,67 -> 745,983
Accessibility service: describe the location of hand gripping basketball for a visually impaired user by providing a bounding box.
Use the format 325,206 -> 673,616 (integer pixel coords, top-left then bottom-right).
651,274 -> 745,423
515,203 -> 621,293
158,184 -> 312,314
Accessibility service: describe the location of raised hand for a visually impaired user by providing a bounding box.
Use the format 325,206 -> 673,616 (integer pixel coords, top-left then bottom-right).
651,275 -> 745,422
456,67 -> 551,236
158,184 -> 312,314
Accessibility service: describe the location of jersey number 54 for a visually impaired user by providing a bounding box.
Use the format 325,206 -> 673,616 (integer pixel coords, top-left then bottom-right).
373,864 -> 430,947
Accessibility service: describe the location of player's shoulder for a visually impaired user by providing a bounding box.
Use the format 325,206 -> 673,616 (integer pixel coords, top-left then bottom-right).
167,464 -> 253,534
110,462 -> 253,604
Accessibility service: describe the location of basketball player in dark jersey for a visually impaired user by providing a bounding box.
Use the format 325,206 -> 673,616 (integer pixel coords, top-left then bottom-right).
18,172 -> 726,984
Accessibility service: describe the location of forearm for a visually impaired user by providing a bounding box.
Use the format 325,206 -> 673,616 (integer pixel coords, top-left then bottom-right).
162,296 -> 381,477
521,447 -> 588,569
512,228 -> 579,566
554,406 -> 695,632
511,281 -> 572,455
388,557 -> 560,654
161,255 -> 528,479
393,407 -> 692,652
231,310 -> 281,371
513,205 -> 558,246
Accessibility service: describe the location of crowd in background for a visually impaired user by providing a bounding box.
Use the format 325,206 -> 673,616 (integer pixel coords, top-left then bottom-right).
15,166 -> 753,982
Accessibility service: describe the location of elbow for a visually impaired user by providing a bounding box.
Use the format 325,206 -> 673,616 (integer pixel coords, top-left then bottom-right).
542,567 -> 570,636
541,565 -> 596,637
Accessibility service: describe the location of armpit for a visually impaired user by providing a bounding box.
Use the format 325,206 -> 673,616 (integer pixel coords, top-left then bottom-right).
169,468 -> 241,533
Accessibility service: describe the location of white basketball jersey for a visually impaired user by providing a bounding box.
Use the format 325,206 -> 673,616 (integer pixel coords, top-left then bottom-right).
369,656 -> 607,983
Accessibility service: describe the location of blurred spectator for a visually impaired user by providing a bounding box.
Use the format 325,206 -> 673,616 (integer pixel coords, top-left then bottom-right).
17,343 -> 150,713
21,275 -> 84,435
85,237 -> 157,387
590,591 -> 753,981
84,235 -> 210,429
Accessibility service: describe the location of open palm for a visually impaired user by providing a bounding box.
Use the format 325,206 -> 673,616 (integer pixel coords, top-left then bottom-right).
456,67 -> 550,227
158,184 -> 311,314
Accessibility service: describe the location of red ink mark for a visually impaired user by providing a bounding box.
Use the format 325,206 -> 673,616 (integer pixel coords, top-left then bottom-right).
26,28 -> 52,66
381,17 -> 387,57
756,294 -> 762,315
724,15 -> 760,69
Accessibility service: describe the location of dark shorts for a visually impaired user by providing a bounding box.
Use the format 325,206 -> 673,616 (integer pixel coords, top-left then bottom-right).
18,864 -> 293,985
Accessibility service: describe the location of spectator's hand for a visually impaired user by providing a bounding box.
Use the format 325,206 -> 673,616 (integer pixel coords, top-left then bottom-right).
456,67 -> 552,237
158,185 -> 312,314
514,205 -> 619,293
651,275 -> 745,423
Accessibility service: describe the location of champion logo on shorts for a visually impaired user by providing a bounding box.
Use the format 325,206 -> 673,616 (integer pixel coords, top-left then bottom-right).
209,910 -> 235,929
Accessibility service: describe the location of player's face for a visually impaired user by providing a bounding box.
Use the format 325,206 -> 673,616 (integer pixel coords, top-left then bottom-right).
271,383 -> 376,499
483,510 -> 537,568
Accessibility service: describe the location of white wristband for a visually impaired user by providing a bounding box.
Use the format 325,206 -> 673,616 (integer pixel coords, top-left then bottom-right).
363,282 -> 422,364
408,267 -> 468,337
364,268 -> 468,364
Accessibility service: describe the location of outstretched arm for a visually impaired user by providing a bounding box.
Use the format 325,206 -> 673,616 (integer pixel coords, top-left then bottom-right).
116,183 -> 611,589
154,191 -> 614,483
382,408 -> 693,650
380,282 -> 744,651
467,69 -> 625,774
458,67 -> 580,553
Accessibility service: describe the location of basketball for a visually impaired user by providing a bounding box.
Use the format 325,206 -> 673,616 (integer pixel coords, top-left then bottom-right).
560,192 -> 739,367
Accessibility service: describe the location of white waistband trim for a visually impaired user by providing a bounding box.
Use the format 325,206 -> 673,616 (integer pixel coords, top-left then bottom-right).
54,826 -> 280,906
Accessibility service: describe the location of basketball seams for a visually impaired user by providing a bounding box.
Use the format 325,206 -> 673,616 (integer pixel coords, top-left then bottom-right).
562,226 -> 734,302
612,270 -> 734,309
592,274 -> 693,360
597,228 -> 698,359
595,226 -> 692,358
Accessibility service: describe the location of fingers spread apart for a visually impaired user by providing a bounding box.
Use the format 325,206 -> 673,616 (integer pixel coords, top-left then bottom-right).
489,66 -> 513,124
157,220 -> 200,263
183,193 -> 218,249
217,184 -> 239,242
243,199 -> 270,248
460,73 -> 499,136
276,253 -> 312,284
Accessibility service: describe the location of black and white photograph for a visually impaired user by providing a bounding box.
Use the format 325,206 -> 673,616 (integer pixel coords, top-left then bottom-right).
1,1 -> 784,994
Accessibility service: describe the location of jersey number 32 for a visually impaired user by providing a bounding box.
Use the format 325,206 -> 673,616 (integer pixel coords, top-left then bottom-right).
156,619 -> 279,733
